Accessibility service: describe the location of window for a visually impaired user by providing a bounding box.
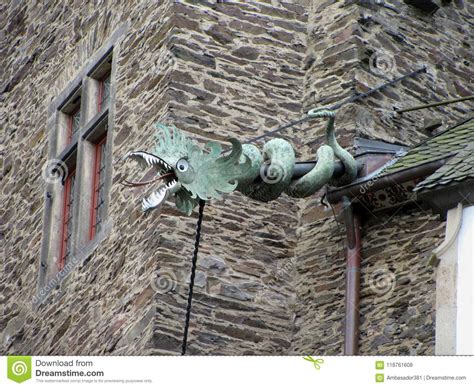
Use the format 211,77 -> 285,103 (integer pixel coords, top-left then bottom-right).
58,87 -> 82,150
36,24 -> 126,306
68,107 -> 81,142
59,170 -> 76,270
39,46 -> 117,295
98,74 -> 111,112
89,132 -> 108,239
93,53 -> 112,114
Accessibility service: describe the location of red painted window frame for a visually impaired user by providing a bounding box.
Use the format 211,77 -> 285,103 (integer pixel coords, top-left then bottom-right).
89,135 -> 107,240
97,73 -> 110,113
67,107 -> 80,143
59,169 -> 75,271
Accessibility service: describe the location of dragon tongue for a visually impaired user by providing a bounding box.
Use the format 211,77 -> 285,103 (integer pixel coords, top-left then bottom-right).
142,187 -> 167,212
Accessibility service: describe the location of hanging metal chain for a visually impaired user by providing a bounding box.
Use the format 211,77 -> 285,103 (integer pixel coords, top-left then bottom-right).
181,199 -> 206,355
178,66 -> 428,354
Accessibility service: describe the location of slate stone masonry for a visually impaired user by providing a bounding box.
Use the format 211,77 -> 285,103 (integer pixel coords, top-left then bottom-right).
1,0 -> 472,355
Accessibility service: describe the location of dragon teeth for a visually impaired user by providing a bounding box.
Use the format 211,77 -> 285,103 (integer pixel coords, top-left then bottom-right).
150,156 -> 171,171
142,188 -> 167,211
166,180 -> 177,189
128,151 -> 171,171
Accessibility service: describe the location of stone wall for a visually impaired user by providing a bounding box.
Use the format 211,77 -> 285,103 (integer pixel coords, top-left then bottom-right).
1,0 -> 472,356
2,0 -> 181,356
290,0 -> 471,355
154,1 -> 310,355
358,208 -> 443,355
1,0 -> 309,356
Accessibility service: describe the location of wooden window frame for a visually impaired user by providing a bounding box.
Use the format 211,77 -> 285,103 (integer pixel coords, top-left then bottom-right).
67,106 -> 81,143
37,22 -> 127,308
59,168 -> 76,270
97,73 -> 110,113
89,134 -> 107,239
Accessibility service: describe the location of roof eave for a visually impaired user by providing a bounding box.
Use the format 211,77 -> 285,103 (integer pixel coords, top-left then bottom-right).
415,179 -> 474,218
326,157 -> 449,204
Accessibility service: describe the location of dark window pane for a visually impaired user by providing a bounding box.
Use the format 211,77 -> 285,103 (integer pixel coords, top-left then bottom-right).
99,75 -> 110,111
91,137 -> 107,238
61,172 -> 76,268
69,109 -> 81,140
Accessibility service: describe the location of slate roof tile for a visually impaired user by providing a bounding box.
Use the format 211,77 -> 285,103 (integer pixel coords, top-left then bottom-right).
381,117 -> 474,191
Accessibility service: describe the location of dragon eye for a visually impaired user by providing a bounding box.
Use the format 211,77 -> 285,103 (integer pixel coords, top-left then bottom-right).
176,159 -> 189,172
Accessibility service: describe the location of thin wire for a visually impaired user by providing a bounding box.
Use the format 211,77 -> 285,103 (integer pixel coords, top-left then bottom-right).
330,202 -> 342,230
181,199 -> 206,356
244,116 -> 310,144
244,66 -> 427,144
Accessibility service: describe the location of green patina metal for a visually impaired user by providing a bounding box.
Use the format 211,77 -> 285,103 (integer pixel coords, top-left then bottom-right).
122,109 -> 357,215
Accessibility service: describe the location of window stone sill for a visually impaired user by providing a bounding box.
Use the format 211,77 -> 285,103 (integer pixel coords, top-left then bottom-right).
33,217 -> 114,310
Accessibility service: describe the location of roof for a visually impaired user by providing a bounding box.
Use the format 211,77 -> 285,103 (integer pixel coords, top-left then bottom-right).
382,116 -> 474,191
414,144 -> 474,191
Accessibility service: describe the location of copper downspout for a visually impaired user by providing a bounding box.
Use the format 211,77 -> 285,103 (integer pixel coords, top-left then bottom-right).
342,197 -> 362,355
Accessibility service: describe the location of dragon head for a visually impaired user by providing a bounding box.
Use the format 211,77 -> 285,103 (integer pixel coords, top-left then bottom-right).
122,124 -> 250,215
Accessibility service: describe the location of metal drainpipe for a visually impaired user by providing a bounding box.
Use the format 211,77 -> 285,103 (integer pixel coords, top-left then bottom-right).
342,196 -> 362,355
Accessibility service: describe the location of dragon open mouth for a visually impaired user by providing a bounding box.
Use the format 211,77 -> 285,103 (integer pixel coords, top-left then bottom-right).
122,151 -> 179,211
